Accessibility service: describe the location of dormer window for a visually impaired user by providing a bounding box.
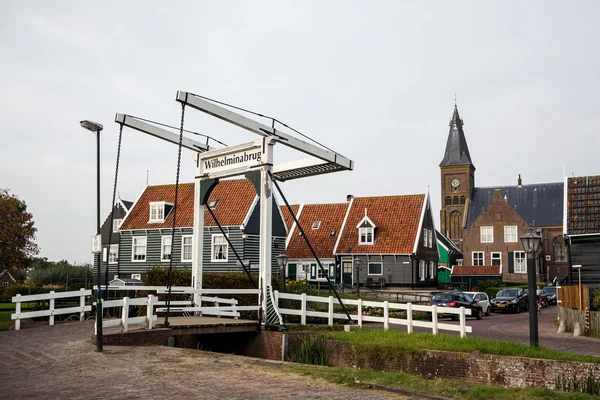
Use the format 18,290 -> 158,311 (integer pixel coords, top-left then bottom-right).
149,201 -> 172,223
312,221 -> 321,230
359,227 -> 373,244
208,199 -> 218,209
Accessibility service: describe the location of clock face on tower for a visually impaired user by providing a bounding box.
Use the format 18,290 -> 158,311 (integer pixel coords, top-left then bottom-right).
451,179 -> 460,188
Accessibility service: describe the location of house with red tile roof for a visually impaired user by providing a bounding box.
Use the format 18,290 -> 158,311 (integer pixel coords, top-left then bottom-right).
115,179 -> 287,282
282,192 -> 439,288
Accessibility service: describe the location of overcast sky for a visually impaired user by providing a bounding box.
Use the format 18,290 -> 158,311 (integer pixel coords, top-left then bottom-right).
1,1 -> 599,264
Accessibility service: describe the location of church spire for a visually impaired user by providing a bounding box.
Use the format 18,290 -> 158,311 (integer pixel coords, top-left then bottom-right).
439,104 -> 475,169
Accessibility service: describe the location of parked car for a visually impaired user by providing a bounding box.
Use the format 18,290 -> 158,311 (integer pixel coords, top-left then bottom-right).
541,286 -> 557,305
463,292 -> 491,316
428,292 -> 484,320
490,288 -> 529,313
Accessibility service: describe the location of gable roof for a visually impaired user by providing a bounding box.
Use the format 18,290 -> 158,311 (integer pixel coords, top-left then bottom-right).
566,175 -> 600,235
280,204 -> 300,233
285,203 -> 349,259
0,269 -> 16,283
120,179 -> 257,230
335,194 -> 426,255
436,230 -> 462,255
466,182 -> 564,228
452,266 -> 501,276
439,105 -> 475,168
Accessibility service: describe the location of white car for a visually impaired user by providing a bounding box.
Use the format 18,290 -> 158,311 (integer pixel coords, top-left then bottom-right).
463,292 -> 491,316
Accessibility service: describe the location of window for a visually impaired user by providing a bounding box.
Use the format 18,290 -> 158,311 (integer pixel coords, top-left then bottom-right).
419,260 -> 425,281
211,234 -> 228,262
149,202 -> 165,222
514,251 -> 526,273
108,244 -> 118,264
553,237 -> 567,263
472,252 -> 484,266
112,219 -> 122,233
504,226 -> 517,242
445,196 -> 451,205
459,196 -> 466,205
429,261 -> 435,279
132,237 -> 147,261
423,229 -> 433,248
312,221 -> 321,230
480,226 -> 493,243
359,227 -> 374,244
181,235 -> 193,262
457,259 -> 463,266
161,236 -> 172,261
317,266 -> 328,279
452,196 -> 459,205
491,252 -> 501,266
208,199 -> 218,208
368,262 -> 382,275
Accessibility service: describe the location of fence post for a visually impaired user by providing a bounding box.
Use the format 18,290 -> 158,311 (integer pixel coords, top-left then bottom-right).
407,303 -> 413,333
79,288 -> 86,321
49,291 -> 55,326
432,305 -> 438,335
232,300 -> 239,320
301,293 -> 307,325
147,295 -> 154,330
357,298 -> 363,327
15,294 -> 21,331
383,301 -> 389,330
459,307 -> 466,338
121,297 -> 129,333
328,296 -> 334,326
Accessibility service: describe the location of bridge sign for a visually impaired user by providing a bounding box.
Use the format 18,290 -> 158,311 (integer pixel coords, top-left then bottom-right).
197,139 -> 270,180
91,234 -> 102,254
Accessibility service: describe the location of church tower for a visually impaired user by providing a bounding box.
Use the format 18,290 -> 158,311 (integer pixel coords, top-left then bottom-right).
440,105 -> 475,246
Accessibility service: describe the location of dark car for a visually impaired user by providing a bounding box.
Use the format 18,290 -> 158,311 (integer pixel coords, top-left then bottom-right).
542,286 -> 557,305
428,292 -> 484,320
490,288 -> 529,313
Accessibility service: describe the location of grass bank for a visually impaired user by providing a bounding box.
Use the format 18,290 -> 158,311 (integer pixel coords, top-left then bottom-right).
283,362 -> 598,400
322,328 -> 600,364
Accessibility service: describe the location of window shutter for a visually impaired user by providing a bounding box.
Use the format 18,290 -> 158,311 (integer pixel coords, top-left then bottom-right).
508,252 -> 515,273
329,264 -> 335,279
310,264 -> 316,279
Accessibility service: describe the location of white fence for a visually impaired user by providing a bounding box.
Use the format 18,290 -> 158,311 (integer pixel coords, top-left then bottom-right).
12,289 -> 92,331
275,291 -> 473,337
95,295 -> 158,334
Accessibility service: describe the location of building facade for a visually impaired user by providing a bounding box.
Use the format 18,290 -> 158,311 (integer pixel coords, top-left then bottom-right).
94,198 -> 132,285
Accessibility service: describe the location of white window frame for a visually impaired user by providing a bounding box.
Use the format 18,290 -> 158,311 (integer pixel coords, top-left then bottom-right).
149,201 -> 166,223
317,266 -> 327,279
472,251 -> 484,266
480,226 -> 494,243
211,234 -> 228,262
181,235 -> 193,262
112,219 -> 122,233
132,237 -> 147,262
108,244 -> 119,264
161,236 -> 172,261
359,227 -> 374,244
423,229 -> 433,248
429,261 -> 435,279
504,225 -> 518,243
368,262 -> 383,276
312,221 -> 321,230
491,252 -> 502,266
419,260 -> 425,281
514,251 -> 527,273
457,259 -> 463,266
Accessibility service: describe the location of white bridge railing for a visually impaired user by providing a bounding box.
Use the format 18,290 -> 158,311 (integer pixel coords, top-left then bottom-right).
12,289 -> 92,331
275,291 -> 473,337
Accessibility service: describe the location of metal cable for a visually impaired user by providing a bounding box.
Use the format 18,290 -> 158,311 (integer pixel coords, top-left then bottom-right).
164,103 -> 186,328
104,123 -> 124,299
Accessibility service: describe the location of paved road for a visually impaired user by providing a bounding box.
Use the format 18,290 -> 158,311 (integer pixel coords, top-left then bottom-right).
0,321 -> 410,400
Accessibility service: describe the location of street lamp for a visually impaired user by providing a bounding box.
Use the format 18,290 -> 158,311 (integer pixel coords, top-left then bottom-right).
276,253 -> 289,293
80,119 -> 103,353
354,257 -> 361,296
521,228 -> 542,347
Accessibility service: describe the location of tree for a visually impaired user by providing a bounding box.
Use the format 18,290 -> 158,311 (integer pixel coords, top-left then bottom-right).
0,189 -> 39,278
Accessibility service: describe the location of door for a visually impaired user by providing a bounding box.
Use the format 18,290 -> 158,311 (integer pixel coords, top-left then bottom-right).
288,263 -> 297,281
342,260 -> 353,286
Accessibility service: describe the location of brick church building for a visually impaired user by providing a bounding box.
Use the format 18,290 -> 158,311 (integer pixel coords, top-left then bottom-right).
439,105 -> 567,282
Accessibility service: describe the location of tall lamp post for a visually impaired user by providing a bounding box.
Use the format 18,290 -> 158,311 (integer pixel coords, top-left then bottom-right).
354,257 -> 361,296
521,228 -> 542,347
80,119 -> 103,353
276,253 -> 288,293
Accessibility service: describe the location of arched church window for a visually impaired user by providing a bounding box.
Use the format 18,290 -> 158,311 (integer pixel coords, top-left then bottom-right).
445,196 -> 452,205
449,211 -> 461,240
452,196 -> 459,205
553,237 -> 567,263
459,196 -> 466,204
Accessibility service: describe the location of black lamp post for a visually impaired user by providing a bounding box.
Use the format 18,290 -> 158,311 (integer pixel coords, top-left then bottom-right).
276,253 -> 289,293
80,119 -> 103,353
521,228 -> 542,347
355,257 -> 361,296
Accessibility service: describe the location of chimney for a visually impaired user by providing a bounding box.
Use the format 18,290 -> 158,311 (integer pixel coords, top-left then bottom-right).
346,194 -> 354,202
518,174 -> 522,187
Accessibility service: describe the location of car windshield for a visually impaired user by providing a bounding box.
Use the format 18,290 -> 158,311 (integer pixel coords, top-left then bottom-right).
497,289 -> 518,298
460,293 -> 474,301
542,287 -> 556,294
432,294 -> 454,302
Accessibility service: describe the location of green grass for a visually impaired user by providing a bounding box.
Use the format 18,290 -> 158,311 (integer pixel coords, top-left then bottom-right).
282,363 -> 599,400
322,328 -> 600,364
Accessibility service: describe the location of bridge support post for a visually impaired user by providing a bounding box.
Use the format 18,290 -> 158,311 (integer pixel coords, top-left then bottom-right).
258,142 -> 274,319
192,175 -> 205,308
